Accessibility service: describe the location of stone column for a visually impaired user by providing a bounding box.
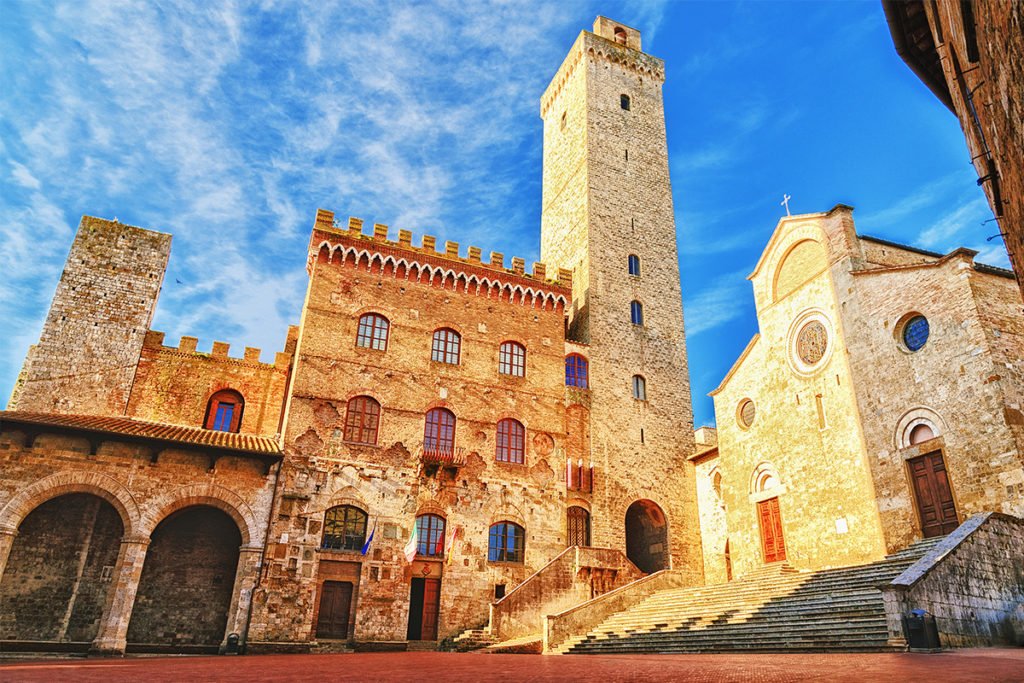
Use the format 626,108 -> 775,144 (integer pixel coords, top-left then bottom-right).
221,544 -> 264,653
90,536 -> 150,655
0,527 -> 18,582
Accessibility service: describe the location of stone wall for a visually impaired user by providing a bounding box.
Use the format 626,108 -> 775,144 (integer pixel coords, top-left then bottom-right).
882,512 -> 1024,647
0,426 -> 276,654
11,216 -> 171,415
691,443 -> 729,585
248,218 -> 573,646
841,244 -> 1024,552
126,330 -> 294,436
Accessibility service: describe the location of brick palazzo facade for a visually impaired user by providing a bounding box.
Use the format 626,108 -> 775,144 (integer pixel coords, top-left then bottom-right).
0,18 -> 701,654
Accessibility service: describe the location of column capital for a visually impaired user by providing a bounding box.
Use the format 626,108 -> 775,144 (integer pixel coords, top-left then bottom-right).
0,526 -> 18,537
239,544 -> 265,554
121,535 -> 151,546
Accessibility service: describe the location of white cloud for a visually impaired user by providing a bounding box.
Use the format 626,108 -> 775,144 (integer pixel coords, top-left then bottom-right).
918,196 -> 989,248
683,269 -> 752,337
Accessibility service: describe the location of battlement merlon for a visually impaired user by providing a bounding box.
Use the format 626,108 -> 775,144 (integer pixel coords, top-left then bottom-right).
143,329 -> 294,370
540,18 -> 665,119
308,209 -> 572,292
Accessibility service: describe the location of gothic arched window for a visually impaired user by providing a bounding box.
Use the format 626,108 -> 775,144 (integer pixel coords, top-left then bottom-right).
565,354 -> 589,388
499,341 -> 526,377
424,408 -> 456,456
431,328 -> 461,364
415,513 -> 446,557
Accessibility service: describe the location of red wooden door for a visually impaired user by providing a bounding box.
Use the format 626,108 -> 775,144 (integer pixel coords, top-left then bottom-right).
758,497 -> 787,563
420,578 -> 441,641
316,581 -> 353,639
909,451 -> 959,537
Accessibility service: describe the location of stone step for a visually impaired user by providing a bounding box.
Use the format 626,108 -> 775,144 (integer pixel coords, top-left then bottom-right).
626,591 -> 887,615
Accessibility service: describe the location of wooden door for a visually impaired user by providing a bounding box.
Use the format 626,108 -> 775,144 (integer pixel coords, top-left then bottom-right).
316,581 -> 353,639
420,578 -> 441,641
758,497 -> 787,563
909,451 -> 959,537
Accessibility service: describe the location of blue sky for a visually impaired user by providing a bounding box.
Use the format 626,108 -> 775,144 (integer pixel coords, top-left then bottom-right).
0,1 -> 1002,427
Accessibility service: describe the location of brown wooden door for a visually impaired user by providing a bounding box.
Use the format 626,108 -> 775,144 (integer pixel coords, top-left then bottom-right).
316,581 -> 353,639
420,578 -> 441,641
909,451 -> 959,537
758,497 -> 787,563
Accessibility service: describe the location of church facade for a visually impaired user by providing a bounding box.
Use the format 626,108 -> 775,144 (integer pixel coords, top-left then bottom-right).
0,18 -> 702,654
702,205 -> 1024,582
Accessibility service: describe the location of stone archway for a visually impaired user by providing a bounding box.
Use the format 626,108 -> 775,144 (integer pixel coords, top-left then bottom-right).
624,499 -> 668,573
0,493 -> 124,643
126,505 -> 242,650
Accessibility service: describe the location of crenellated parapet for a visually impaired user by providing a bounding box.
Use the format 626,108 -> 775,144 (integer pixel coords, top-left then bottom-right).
143,329 -> 294,371
307,209 -> 572,311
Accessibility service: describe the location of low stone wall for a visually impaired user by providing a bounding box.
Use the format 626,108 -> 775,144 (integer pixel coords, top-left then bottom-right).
543,568 -> 695,653
489,546 -> 643,641
882,512 -> 1024,648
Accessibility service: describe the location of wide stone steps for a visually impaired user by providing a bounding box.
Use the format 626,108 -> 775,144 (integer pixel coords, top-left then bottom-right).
562,537 -> 941,654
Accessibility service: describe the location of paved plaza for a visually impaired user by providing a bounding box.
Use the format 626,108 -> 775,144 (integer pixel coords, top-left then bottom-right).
1,650 -> 1023,682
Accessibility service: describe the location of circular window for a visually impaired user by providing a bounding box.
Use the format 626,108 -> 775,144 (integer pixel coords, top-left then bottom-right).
902,315 -> 930,352
797,321 -> 828,365
787,310 -> 833,375
738,399 -> 756,428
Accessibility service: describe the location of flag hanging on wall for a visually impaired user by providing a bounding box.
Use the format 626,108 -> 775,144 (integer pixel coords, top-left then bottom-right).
403,521 -> 419,563
361,519 -> 376,555
445,525 -> 461,565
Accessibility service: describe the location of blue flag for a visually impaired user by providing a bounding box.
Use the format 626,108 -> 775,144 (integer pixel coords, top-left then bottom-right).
361,519 -> 376,555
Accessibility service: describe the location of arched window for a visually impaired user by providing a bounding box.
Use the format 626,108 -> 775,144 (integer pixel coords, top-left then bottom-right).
499,341 -> 526,377
620,94 -> 631,111
630,300 -> 644,325
628,254 -> 641,276
488,522 -> 525,563
415,513 -> 446,557
204,389 -> 244,432
613,26 -> 627,44
632,375 -> 646,400
322,505 -> 368,551
424,408 -> 456,456
431,328 -> 461,364
909,424 -> 935,445
712,471 -> 723,500
344,396 -> 381,444
751,462 -> 781,494
356,313 -> 390,350
496,418 -> 526,464
565,354 -> 589,389
567,507 -> 590,547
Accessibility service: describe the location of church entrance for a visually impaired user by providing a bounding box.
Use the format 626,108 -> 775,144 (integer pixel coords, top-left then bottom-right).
406,577 -> 441,641
758,497 -> 786,563
316,581 -> 353,639
908,451 -> 959,538
624,500 -> 668,573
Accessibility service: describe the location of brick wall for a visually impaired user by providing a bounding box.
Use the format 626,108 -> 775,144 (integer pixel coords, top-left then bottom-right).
126,330 -> 293,436
248,220 -> 572,645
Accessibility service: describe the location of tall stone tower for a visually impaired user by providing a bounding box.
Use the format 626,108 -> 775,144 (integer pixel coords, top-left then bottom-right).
541,18 -> 702,575
10,216 -> 171,416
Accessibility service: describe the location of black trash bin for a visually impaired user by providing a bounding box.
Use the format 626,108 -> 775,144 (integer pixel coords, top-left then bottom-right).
902,609 -> 941,650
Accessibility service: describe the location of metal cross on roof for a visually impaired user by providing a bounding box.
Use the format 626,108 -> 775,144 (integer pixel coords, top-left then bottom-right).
781,194 -> 792,216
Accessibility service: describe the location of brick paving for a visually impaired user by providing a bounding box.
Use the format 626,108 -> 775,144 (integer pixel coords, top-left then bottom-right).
1,650 -> 1023,682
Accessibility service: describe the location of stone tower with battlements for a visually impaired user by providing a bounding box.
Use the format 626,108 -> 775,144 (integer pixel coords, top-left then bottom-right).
540,18 -> 702,576
10,216 -> 171,416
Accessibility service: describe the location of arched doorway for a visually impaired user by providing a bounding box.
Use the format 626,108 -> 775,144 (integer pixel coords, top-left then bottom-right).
0,493 -> 124,643
126,506 -> 241,649
624,500 -> 668,573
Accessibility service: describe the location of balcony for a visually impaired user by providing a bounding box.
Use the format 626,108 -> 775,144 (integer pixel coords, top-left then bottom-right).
419,442 -> 467,468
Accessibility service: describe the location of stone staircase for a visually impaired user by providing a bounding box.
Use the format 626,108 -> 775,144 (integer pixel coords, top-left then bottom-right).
559,537 -> 945,654
450,628 -> 498,652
